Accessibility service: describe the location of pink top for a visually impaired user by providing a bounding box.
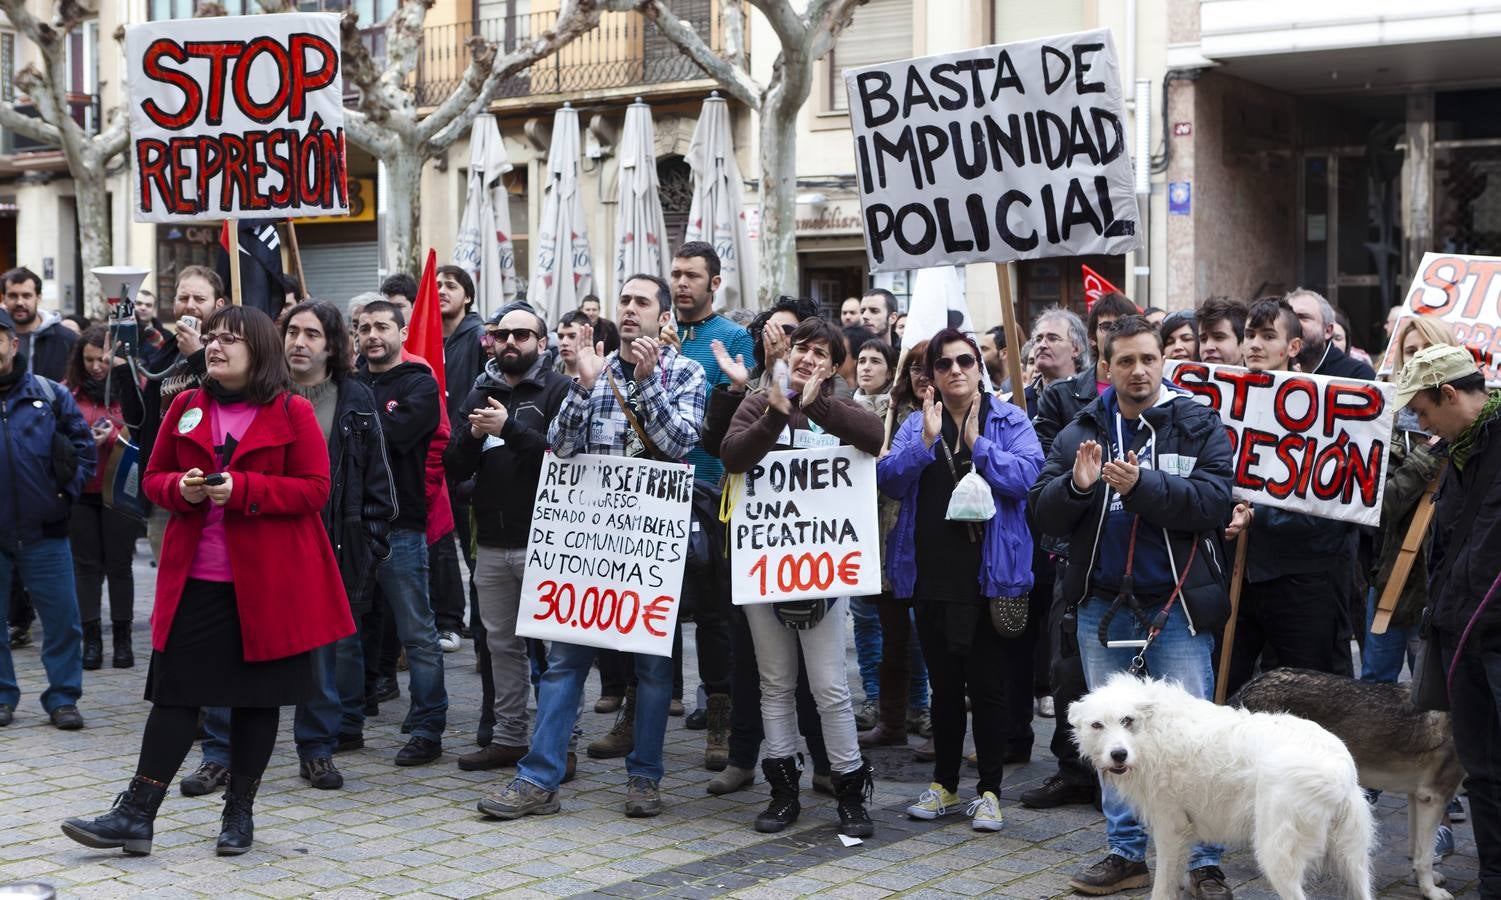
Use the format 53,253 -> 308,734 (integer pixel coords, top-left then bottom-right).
187,400 -> 258,582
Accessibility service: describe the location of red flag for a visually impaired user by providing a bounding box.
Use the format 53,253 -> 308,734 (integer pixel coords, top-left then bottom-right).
1081,264 -> 1124,310
404,248 -> 446,396
219,221 -> 232,253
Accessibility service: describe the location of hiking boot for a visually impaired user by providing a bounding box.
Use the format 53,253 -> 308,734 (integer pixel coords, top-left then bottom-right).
62,776 -> 169,855
298,756 -> 343,790
477,778 -> 560,819
624,775 -> 662,818
832,760 -> 875,838
858,720 -> 908,748
216,779 -> 259,855
458,743 -> 528,771
181,761 -> 230,797
968,790 -> 1004,832
1188,865 -> 1232,900
703,693 -> 731,771
707,764 -> 756,795
854,697 -> 878,730
907,782 -> 964,819
754,756 -> 801,833
1021,774 -> 1097,809
82,620 -> 103,670
594,694 -> 621,714
50,705 -> 84,730
907,706 -> 932,736
588,687 -> 634,759
111,621 -> 134,668
1069,854 -> 1151,895
395,736 -> 441,767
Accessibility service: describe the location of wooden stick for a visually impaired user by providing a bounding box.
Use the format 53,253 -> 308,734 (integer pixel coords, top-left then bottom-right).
1371,463 -> 1446,635
993,262 -> 1028,410
1214,529 -> 1250,705
881,346 -> 909,455
284,219 -> 309,300
227,219 -> 243,307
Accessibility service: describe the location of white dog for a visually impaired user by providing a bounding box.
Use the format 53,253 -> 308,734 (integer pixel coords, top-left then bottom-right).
1070,673 -> 1375,900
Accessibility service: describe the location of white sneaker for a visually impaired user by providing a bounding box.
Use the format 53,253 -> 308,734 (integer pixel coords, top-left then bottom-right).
968,791 -> 1004,832
906,783 -> 963,819
1038,696 -> 1056,718
437,631 -> 461,653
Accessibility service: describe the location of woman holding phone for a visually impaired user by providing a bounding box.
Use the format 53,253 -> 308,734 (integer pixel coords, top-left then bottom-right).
62,306 -> 353,857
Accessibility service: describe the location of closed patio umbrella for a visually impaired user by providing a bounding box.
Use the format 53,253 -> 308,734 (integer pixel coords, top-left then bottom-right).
452,113 -> 519,318
531,103 -> 594,325
685,91 -> 754,309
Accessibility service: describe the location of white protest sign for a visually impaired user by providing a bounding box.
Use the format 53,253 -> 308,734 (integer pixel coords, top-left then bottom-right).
728,446 -> 881,605
1379,252 -> 1501,383
126,14 -> 348,223
1164,360 -> 1395,527
517,453 -> 691,657
843,28 -> 1141,272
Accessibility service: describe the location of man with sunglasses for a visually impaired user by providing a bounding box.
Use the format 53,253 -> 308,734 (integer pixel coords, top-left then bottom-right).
445,308 -> 572,774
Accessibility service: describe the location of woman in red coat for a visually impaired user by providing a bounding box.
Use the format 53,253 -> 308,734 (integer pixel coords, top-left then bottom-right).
63,306 -> 354,858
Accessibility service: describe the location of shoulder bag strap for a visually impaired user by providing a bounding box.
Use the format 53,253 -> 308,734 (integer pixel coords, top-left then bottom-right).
605,366 -> 666,461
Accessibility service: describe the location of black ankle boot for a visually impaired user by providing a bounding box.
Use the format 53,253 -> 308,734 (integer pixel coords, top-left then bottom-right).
111,621 -> 134,668
61,775 -> 168,855
832,759 -> 875,838
216,779 -> 260,855
81,620 -> 103,671
754,756 -> 802,833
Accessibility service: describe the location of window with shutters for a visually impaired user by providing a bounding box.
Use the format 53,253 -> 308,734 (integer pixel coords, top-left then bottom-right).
825,0 -> 913,113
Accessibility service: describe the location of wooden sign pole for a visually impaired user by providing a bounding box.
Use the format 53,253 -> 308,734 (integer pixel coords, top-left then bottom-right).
284,219 -> 309,300
1214,529 -> 1250,705
993,262 -> 1029,410
1371,463 -> 1446,635
227,219 -> 243,307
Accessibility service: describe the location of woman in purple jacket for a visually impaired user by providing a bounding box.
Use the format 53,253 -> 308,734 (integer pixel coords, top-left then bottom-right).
877,327 -> 1043,833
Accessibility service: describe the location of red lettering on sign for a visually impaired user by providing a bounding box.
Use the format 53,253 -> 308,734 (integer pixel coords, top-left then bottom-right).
1215,368 -> 1274,421
1323,382 -> 1384,437
1234,427 -> 1278,492
749,551 -> 864,596
1272,376 -> 1318,433
1166,362 -> 1220,408
138,33 -> 339,130
140,39 -> 202,130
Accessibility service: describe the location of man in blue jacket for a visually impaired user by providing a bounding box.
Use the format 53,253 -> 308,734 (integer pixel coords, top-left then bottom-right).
0,306 -> 95,729
1030,315 -> 1236,900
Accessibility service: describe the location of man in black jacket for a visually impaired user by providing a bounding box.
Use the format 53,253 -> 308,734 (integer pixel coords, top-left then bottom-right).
3,267 -> 76,380
1031,316 -> 1236,899
1287,289 -> 1376,381
445,307 -> 571,773
1397,344 -> 1501,895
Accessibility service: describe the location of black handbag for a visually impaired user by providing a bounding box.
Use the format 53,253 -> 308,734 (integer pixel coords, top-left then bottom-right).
1410,607 -> 1448,712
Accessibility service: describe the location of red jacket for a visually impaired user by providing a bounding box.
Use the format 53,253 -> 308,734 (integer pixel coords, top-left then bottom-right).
70,389 -> 124,495
144,388 -> 356,662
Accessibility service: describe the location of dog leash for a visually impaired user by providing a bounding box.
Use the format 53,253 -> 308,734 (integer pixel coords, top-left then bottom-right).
1096,516 -> 1198,676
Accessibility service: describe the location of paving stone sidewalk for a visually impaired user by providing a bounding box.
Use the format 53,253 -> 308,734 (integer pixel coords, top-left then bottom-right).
0,551 -> 1482,898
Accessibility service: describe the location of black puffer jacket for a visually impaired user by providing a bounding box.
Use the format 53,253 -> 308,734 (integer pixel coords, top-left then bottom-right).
1032,369 -> 1098,455
325,378 -> 397,613
1428,405 -> 1501,643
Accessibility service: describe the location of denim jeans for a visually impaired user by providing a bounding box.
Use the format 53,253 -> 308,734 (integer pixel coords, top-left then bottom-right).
851,597 -> 881,699
363,528 -> 448,741
0,538 -> 82,713
1360,587 -> 1419,683
1442,640 -> 1501,898
1076,595 -> 1222,870
518,641 -> 667,792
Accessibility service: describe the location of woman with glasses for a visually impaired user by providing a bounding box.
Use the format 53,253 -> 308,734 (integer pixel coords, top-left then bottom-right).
878,327 -> 1043,833
63,306 -> 353,858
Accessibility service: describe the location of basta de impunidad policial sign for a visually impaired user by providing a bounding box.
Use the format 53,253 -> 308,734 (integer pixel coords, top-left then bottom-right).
843,29 -> 1142,272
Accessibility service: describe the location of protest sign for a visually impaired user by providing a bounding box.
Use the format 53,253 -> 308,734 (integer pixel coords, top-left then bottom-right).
728,446 -> 881,605
842,28 -> 1141,272
517,454 -> 692,657
126,14 -> 348,224
1164,360 -> 1395,527
1379,252 -> 1501,382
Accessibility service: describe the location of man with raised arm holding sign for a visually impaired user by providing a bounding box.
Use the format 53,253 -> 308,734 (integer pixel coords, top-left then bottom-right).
479,274 -> 705,822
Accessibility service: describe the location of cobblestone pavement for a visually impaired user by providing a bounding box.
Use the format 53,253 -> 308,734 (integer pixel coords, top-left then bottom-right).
0,550 -> 1483,898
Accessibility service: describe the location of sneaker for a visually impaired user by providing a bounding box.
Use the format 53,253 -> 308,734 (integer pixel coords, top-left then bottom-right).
1020,774 -> 1097,809
299,756 -> 344,790
967,791 -> 1004,832
1448,796 -> 1466,823
477,778 -> 560,820
855,698 -> 878,730
49,705 -> 84,730
624,775 -> 662,818
1188,865 -> 1232,900
906,706 -> 932,737
180,761 -> 230,797
395,736 -> 441,767
906,783 -> 963,820
1435,824 -> 1455,861
1068,853 -> 1151,895
437,631 -> 461,653
1038,696 -> 1056,718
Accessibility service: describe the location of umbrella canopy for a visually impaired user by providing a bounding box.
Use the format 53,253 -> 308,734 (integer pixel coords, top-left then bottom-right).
531,103 -> 594,326
614,99 -> 670,297
685,92 -> 754,310
452,114 -> 519,319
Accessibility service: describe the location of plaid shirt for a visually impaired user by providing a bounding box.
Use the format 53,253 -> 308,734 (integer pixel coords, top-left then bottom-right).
549,345 -> 707,462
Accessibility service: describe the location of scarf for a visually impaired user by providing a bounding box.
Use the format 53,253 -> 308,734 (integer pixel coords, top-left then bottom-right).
203,379 -> 247,405
1450,390 -> 1501,472
79,375 -> 108,405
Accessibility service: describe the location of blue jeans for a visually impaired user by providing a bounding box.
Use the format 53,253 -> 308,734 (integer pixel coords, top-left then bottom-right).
1076,595 -> 1223,870
851,598 -> 881,699
358,529 -> 447,741
0,538 -> 82,713
1361,587 -> 1418,683
518,641 -> 672,792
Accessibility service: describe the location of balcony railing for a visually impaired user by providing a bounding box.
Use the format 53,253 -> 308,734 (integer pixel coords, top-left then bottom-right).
2,95 -> 99,154
416,1 -> 723,107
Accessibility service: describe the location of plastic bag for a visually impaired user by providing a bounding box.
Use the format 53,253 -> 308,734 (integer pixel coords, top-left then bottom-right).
945,470 -> 995,522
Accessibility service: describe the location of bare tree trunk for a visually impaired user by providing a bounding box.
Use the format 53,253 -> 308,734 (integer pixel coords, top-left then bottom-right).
757,97 -> 799,306
74,169 -> 113,316
382,150 -> 427,277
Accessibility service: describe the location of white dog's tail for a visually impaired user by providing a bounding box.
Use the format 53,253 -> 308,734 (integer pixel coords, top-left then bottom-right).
1327,785 -> 1376,900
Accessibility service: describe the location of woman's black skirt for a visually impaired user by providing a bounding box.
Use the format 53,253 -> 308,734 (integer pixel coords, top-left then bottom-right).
145,578 -> 316,708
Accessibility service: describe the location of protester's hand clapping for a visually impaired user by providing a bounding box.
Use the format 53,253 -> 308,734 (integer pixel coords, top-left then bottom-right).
205,473 -> 233,507
630,336 -> 663,381
1102,451 -> 1141,497
712,339 -> 749,392
180,467 -> 208,504
921,387 -> 943,448
767,380 -> 793,415
660,324 -> 682,352
799,361 -> 830,409
574,324 -> 604,390
1072,440 -> 1104,491
762,323 -> 790,365
1224,501 -> 1253,540
469,396 -> 509,438
963,394 -> 981,449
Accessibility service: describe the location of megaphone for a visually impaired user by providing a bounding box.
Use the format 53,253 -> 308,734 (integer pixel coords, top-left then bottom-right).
92,266 -> 151,307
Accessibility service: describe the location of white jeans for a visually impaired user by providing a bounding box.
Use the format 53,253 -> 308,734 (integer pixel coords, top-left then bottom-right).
744,598 -> 862,773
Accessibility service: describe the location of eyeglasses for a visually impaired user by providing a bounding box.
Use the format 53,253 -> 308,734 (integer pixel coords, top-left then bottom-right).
483,328 -> 538,345
933,354 -> 977,373
204,332 -> 243,346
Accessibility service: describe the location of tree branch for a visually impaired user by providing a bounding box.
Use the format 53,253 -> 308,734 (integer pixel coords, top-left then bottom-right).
413,33 -> 497,146
342,109 -> 398,156
340,8 -> 400,127
638,0 -> 760,109
0,104 -> 59,145
803,0 -> 863,61
748,0 -> 808,55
